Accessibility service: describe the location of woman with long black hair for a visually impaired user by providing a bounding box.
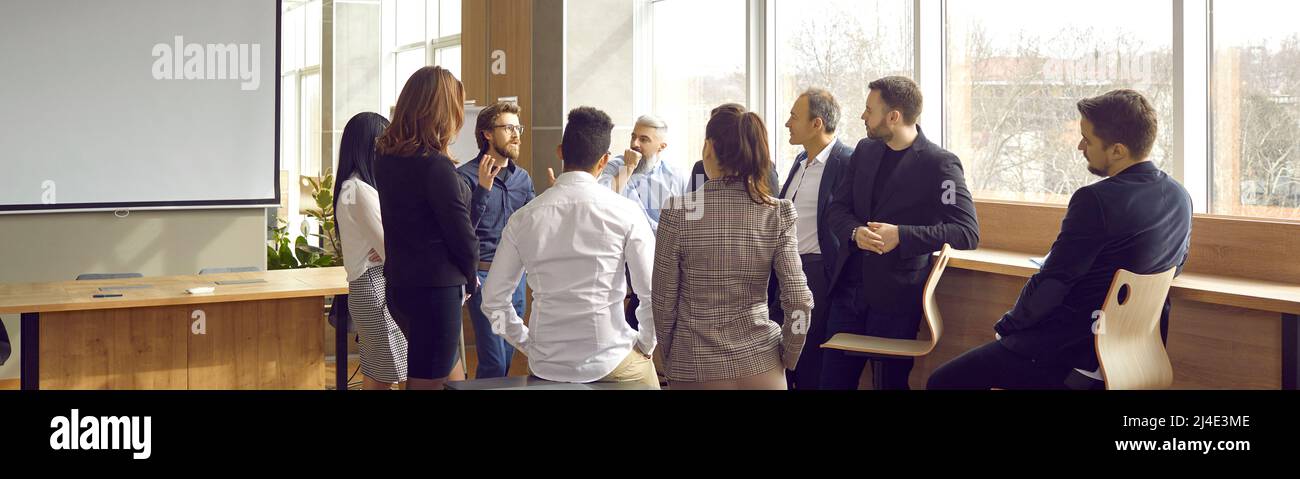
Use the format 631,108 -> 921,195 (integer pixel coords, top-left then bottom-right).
333,111 -> 407,390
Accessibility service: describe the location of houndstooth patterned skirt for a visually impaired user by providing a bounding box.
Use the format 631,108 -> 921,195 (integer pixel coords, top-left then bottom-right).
348,265 -> 409,384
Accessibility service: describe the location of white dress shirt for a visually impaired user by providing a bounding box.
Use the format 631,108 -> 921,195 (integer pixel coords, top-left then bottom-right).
783,141 -> 834,255
336,175 -> 385,283
481,171 -> 657,383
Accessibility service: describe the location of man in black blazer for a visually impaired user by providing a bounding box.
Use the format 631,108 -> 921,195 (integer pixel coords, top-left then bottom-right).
928,90 -> 1192,390
822,76 -> 980,390
689,158 -> 780,195
767,88 -> 853,390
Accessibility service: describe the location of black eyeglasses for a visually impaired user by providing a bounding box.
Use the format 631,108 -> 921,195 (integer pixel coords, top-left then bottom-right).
491,124 -> 525,137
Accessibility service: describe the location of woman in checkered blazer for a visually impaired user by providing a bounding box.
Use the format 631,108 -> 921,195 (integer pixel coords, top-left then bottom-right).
653,104 -> 814,390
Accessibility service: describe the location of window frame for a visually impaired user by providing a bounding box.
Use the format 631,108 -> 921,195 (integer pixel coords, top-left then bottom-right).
381,0 -> 463,113
636,0 -> 1298,224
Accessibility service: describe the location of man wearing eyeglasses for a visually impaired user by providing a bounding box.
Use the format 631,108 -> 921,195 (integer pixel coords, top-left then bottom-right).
456,101 -> 536,379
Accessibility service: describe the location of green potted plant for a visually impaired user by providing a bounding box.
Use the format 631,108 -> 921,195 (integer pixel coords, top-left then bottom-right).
267,170 -> 340,270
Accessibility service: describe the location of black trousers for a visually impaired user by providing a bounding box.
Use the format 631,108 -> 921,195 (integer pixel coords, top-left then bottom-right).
783,255 -> 829,390
927,340 -> 1102,390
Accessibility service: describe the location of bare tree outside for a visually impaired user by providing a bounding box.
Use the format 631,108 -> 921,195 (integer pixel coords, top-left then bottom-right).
775,0 -> 913,182
1216,36 -> 1300,219
650,0 -> 1300,220
947,18 -> 1174,204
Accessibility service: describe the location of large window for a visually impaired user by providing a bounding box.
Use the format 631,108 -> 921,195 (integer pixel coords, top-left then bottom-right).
265,0 -> 1300,226
945,0 -> 1174,204
774,0 -> 913,181
281,0 -> 322,235
631,0 -> 1300,222
382,0 -> 462,114
649,0 -> 747,173
279,0 -> 461,242
1212,0 -> 1300,220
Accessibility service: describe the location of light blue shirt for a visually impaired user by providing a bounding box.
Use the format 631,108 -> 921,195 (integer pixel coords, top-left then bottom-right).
597,155 -> 690,232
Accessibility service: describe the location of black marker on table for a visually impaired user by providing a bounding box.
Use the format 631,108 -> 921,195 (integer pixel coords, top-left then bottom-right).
92,293 -> 123,298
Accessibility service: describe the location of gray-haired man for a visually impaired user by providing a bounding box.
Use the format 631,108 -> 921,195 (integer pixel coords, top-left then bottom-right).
599,115 -> 690,232
599,115 -> 690,331
773,88 -> 855,389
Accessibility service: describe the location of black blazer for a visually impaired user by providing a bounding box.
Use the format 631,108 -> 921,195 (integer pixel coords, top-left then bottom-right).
689,159 -> 781,196
777,139 -> 854,268
994,161 -> 1192,370
374,149 -> 479,293
826,128 -> 980,321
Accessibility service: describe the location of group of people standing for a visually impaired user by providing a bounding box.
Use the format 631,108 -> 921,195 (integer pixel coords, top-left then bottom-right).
331,64 -> 1191,391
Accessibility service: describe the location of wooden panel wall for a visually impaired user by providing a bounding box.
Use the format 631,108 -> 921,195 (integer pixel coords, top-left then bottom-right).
975,200 -> 1300,283
463,0 -> 534,175
461,0 -> 489,105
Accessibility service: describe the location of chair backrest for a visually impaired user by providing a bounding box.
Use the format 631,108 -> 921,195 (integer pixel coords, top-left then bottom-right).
919,244 -> 954,354
198,266 -> 261,275
75,273 -> 143,281
1095,267 -> 1177,390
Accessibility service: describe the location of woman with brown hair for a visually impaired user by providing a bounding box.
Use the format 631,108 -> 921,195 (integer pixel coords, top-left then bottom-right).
652,103 -> 814,390
373,65 -> 476,390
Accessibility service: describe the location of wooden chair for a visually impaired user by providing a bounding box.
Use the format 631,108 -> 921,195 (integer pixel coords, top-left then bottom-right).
821,244 -> 953,377
1094,267 -> 1177,390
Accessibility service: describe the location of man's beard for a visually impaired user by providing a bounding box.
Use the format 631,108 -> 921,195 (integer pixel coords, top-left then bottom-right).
633,150 -> 655,174
1087,164 -> 1108,178
866,123 -> 892,143
492,142 -> 518,161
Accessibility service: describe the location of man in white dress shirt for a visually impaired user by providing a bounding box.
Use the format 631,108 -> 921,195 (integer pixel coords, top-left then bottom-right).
480,106 -> 659,388
772,88 -> 853,389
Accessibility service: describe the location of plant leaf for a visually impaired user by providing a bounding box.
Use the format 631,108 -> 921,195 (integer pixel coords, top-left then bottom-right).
278,242 -> 298,268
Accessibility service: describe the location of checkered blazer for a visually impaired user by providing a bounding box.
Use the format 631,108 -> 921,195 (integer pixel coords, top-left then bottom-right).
653,177 -> 814,383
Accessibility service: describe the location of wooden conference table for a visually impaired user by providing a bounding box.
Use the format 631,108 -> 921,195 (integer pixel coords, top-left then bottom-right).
0,268 -> 350,390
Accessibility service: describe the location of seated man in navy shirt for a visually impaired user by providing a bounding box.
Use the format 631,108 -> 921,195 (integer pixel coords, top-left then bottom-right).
928,90 -> 1193,390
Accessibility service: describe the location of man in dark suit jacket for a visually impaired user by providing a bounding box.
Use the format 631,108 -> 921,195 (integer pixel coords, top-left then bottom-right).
766,88 -> 853,390
928,90 -> 1192,390
689,159 -> 779,195
823,76 -> 980,390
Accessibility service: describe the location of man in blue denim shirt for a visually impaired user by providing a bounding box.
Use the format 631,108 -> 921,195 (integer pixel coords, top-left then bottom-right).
456,101 -> 536,379
598,115 -> 689,330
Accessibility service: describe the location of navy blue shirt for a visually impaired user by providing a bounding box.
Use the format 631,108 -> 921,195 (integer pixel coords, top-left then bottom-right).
456,154 -> 537,263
